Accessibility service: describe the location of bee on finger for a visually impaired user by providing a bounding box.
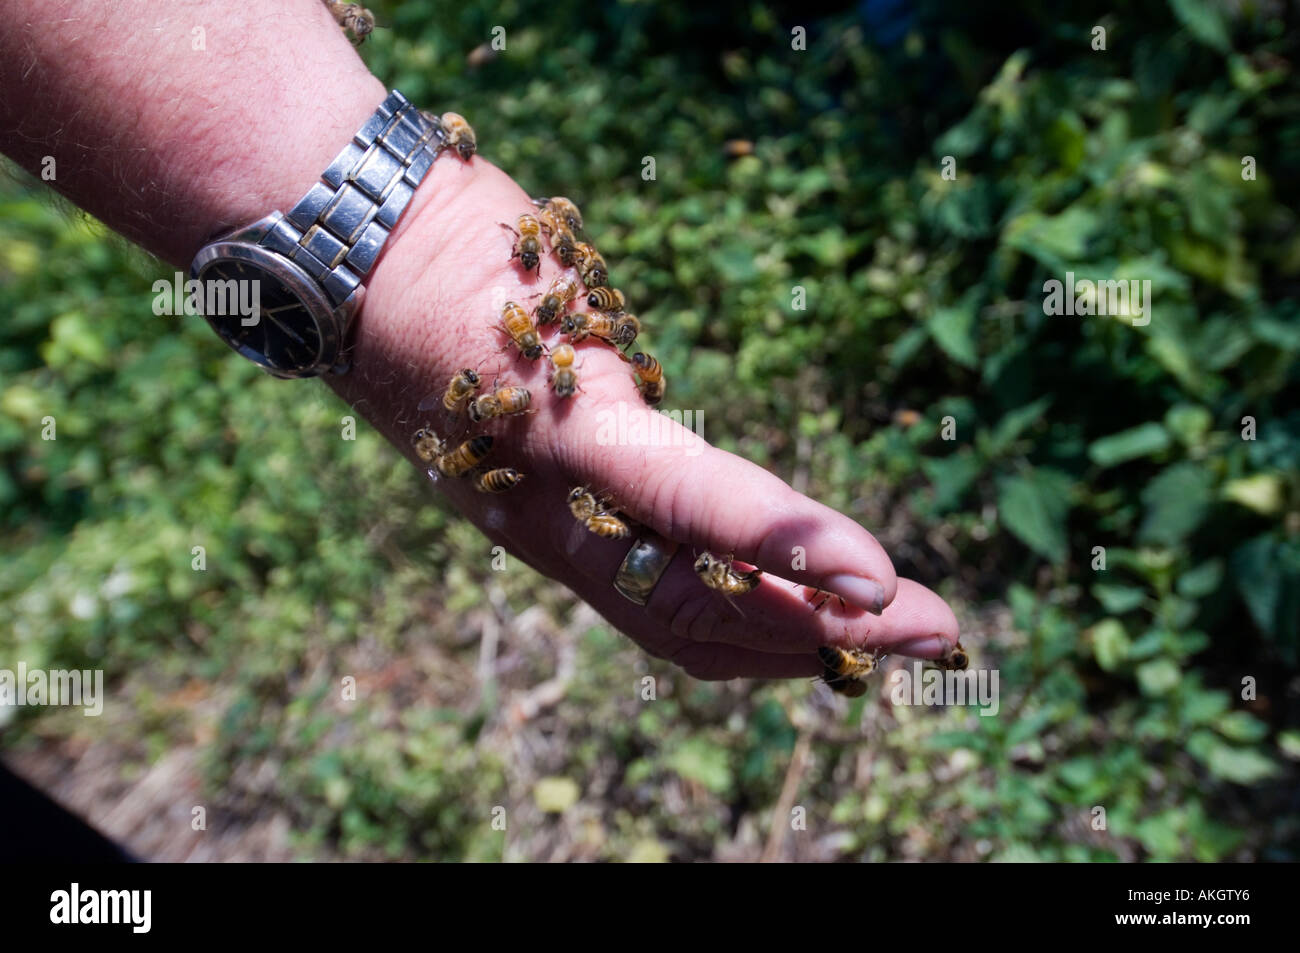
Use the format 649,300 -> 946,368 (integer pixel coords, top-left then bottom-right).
469,385 -> 533,422
438,111 -> 476,161
533,196 -> 584,234
631,352 -> 664,405
500,301 -> 544,360
694,552 -> 761,596
435,434 -> 493,479
412,428 -> 443,464
574,242 -> 608,288
567,486 -> 630,539
501,214 -> 543,274
817,646 -> 886,697
549,343 -> 580,398
534,275 -> 580,325
324,1 -> 375,44
561,311 -> 620,345
549,225 -> 581,268
474,467 -> 525,494
441,368 -> 481,414
613,314 -> 641,350
929,641 -> 970,672
586,286 -> 625,313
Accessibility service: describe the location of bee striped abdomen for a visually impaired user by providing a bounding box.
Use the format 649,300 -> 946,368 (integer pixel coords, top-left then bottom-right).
435,434 -> 493,478
474,468 -> 524,493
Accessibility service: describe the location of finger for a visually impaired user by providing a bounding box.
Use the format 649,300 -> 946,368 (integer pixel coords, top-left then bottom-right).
449,497 -> 819,678
594,541 -> 950,656
839,577 -> 960,657
549,394 -> 899,614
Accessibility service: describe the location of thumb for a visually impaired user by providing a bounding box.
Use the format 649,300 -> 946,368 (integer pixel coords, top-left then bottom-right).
551,393 -> 898,614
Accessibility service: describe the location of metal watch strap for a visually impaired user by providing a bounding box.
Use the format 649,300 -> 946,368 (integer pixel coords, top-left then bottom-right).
256,90 -> 444,308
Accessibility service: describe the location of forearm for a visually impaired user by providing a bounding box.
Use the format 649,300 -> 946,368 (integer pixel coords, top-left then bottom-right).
0,0 -> 384,267
0,0 -> 495,446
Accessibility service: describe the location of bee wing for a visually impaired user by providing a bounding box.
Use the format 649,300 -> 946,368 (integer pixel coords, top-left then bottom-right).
416,390 -> 443,412
565,517 -> 591,557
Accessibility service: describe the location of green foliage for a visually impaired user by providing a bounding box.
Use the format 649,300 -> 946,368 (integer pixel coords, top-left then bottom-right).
2,0 -> 1297,860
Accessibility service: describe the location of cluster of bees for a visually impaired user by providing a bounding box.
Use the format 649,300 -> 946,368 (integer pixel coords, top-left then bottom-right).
818,640 -> 970,696
402,116 -> 767,609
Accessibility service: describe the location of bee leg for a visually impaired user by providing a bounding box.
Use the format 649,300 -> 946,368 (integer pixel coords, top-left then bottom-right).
813,589 -> 847,613
721,591 -> 747,620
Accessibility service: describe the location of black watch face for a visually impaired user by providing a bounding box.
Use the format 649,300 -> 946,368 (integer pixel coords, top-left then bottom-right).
196,259 -> 323,373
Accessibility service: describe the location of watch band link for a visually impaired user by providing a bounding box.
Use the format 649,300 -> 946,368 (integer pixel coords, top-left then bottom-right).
257,90 -> 444,308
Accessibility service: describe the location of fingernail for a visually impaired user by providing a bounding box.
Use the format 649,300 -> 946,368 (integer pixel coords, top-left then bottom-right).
892,635 -> 950,658
824,574 -> 886,615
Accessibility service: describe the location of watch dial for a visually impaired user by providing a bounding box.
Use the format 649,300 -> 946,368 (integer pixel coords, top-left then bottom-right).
197,260 -> 322,371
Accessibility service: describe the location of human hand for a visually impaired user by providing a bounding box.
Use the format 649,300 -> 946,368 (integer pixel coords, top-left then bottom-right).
332,154 -> 961,682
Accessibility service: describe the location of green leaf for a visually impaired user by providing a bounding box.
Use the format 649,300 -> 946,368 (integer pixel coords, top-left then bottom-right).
1093,584 -> 1146,615
1169,0 -> 1232,54
1163,404 -> 1213,447
1175,559 -> 1224,599
1089,619 -> 1131,672
1136,659 -> 1180,696
888,325 -> 929,369
711,242 -> 757,283
1003,206 -> 1099,270
1190,735 -> 1276,784
1138,463 -> 1214,545
928,301 -> 979,369
1222,473 -> 1285,516
1231,535 -> 1300,661
666,737 -> 732,795
921,451 -> 983,512
1134,813 -> 1184,858
986,396 -> 1054,455
1088,423 -> 1171,468
1216,711 -> 1268,744
996,469 -> 1072,564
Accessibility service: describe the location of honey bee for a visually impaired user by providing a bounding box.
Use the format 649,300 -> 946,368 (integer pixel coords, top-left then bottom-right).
500,301 -> 544,360
586,286 -> 625,313
441,368 -> 481,413
503,214 -> 543,273
613,314 -> 641,350
693,552 -> 761,596
435,434 -> 493,478
574,242 -> 608,287
323,1 -> 375,43
550,225 -> 581,268
561,311 -> 620,345
631,352 -> 664,405
567,486 -> 630,539
439,112 -> 476,161
412,428 -> 443,463
474,467 -> 525,494
818,646 -> 886,697
534,196 -> 584,234
534,275 -> 580,325
468,385 -> 533,422
930,641 -> 970,671
549,344 -> 579,398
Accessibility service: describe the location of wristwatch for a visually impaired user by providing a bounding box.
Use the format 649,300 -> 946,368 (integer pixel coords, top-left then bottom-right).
189,90 -> 445,378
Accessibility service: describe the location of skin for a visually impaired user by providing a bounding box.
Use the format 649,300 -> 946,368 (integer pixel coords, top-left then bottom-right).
0,0 -> 960,681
